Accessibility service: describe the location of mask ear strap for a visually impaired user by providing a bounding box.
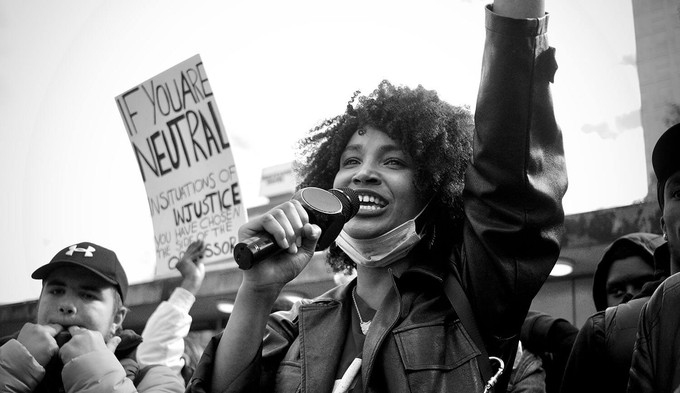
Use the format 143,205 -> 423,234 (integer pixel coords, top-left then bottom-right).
414,197 -> 435,233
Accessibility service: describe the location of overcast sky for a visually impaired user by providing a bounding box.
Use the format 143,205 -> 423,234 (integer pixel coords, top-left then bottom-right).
0,0 -> 646,305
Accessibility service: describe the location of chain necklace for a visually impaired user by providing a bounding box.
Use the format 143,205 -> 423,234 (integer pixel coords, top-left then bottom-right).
352,287 -> 371,335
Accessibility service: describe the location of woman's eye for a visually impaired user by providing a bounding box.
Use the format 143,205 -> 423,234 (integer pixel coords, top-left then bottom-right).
342,157 -> 360,166
384,158 -> 406,167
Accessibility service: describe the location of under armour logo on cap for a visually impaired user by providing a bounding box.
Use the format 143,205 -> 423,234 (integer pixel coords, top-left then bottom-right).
32,241 -> 129,302
65,244 -> 96,257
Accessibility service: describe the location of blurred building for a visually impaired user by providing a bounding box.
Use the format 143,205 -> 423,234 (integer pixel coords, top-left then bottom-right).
2,2 -> 679,337
632,0 -> 680,182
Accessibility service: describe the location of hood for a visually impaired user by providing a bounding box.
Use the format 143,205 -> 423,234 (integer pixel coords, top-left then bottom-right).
592,232 -> 665,311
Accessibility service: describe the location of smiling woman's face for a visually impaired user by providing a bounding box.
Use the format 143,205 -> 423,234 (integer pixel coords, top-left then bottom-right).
332,126 -> 425,239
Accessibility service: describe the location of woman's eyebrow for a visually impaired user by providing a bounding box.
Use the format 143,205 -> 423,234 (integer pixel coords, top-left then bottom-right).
341,144 -> 362,154
376,145 -> 403,154
342,144 -> 402,155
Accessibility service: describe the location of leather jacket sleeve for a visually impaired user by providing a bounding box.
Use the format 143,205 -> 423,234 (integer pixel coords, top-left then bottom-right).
187,303 -> 303,393
560,312 -> 606,393
627,297 -> 655,392
627,274 -> 680,393
461,4 -> 566,365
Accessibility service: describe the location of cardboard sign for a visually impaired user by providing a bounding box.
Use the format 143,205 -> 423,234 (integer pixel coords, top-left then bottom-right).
116,54 -> 247,277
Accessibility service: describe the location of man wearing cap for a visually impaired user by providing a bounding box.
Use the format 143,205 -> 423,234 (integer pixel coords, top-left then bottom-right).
628,123 -> 680,392
0,241 -> 184,392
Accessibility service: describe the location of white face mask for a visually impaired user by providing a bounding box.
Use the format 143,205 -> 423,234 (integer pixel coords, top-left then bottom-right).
335,205 -> 428,268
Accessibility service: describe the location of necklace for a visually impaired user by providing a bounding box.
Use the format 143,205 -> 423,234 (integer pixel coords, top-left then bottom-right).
352,288 -> 371,335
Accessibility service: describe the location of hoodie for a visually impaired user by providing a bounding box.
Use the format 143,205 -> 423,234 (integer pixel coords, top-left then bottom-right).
591,232 -> 666,311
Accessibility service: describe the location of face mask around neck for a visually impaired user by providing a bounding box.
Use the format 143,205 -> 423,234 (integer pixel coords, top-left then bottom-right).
335,204 -> 428,268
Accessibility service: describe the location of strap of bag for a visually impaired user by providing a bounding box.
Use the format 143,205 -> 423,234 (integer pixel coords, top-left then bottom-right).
443,271 -> 498,391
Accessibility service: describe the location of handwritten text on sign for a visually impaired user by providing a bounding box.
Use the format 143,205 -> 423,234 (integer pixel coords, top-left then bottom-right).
116,54 -> 247,276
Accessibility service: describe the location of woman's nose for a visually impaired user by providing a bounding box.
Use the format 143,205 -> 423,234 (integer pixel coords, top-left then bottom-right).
352,164 -> 380,184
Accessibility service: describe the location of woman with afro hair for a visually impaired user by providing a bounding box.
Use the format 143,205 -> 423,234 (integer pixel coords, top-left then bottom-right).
295,80 -> 474,275
188,0 -> 567,392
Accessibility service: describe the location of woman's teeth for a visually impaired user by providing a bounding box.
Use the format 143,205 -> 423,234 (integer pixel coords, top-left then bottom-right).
359,194 -> 387,210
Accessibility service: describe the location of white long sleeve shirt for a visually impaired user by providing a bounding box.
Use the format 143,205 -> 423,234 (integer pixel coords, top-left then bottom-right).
137,287 -> 195,375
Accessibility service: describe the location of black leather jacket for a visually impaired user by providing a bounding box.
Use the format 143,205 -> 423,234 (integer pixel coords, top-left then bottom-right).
189,5 -> 565,393
628,270 -> 680,393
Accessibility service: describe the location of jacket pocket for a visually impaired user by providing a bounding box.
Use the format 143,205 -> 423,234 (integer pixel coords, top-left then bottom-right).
392,319 -> 486,392
393,318 -> 480,371
274,360 -> 302,393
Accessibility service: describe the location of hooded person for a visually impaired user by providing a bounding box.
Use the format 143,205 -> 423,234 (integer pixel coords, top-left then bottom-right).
560,233 -> 668,393
591,232 -> 663,312
513,233 -> 664,393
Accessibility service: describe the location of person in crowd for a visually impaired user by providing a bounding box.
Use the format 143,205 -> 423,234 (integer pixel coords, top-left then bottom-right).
628,123 -> 680,392
560,233 -> 667,393
591,233 -> 661,313
137,240 -> 207,385
180,335 -> 209,387
187,0 -> 567,391
0,241 -> 184,392
518,310 -> 578,393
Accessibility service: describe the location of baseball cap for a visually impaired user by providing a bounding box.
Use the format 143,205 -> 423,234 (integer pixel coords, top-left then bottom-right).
32,242 -> 129,303
653,123 -> 680,209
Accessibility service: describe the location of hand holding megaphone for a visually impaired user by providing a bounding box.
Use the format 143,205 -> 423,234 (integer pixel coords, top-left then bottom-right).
234,187 -> 360,270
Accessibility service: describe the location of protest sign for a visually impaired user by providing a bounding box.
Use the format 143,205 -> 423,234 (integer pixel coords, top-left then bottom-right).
116,54 -> 247,277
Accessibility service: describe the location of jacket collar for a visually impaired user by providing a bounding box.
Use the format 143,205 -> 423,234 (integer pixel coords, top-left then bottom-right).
400,261 -> 447,283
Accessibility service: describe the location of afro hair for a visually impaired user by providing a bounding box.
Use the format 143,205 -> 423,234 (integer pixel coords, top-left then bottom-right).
295,80 -> 473,272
